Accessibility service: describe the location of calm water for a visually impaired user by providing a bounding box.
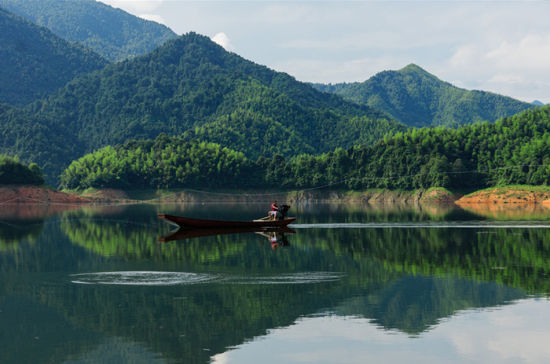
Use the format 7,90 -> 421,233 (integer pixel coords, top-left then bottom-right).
1,202 -> 550,364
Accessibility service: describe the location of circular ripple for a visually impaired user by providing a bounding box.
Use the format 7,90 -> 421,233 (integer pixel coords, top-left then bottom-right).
71,271 -> 218,286
226,272 -> 345,285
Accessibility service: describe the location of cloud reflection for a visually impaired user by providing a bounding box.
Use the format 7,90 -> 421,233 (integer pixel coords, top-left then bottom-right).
212,299 -> 550,364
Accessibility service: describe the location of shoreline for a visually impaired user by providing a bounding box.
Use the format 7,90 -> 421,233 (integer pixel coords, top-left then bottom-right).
3,185 -> 550,205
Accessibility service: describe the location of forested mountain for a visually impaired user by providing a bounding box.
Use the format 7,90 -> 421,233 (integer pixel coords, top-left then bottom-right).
276,106 -> 550,190
1,32 -> 404,184
0,0 -> 177,62
312,64 -> 533,127
0,7 -> 107,106
62,106 -> 550,191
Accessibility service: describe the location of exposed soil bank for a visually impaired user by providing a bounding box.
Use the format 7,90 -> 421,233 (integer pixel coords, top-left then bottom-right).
90,187 -> 458,205
456,187 -> 550,206
0,186 -> 90,204
0,186 -> 457,205
4,185 -> 550,206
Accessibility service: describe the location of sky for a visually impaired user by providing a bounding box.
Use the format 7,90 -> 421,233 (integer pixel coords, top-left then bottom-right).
99,0 -> 550,104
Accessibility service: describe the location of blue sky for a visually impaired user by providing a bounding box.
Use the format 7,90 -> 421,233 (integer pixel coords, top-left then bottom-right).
100,1 -> 550,103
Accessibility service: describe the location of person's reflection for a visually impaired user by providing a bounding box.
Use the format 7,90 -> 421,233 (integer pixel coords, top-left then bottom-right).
270,232 -> 278,251
257,231 -> 290,251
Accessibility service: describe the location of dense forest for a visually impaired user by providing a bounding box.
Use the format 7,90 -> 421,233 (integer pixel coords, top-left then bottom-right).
61,106 -> 550,191
0,0 -> 177,62
0,155 -> 44,185
60,136 -> 257,190
312,64 -> 533,127
0,7 -> 107,106
274,106 -> 550,190
1,32 -> 403,184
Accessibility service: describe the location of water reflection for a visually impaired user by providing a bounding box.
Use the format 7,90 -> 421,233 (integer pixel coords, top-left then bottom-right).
1,202 -> 550,363
213,299 -> 550,364
159,226 -> 295,243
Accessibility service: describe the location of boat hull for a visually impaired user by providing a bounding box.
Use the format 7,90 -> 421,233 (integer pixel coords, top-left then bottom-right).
158,214 -> 296,229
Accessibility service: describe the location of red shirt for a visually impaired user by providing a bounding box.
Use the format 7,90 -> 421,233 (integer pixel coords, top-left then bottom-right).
271,203 -> 278,211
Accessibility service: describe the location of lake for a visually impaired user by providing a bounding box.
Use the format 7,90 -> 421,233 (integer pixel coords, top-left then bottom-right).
1,201 -> 550,364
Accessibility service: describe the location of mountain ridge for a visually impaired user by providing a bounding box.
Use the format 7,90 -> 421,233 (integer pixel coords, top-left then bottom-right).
312,64 -> 533,127
0,0 -> 178,62
0,7 -> 108,106
1,32 -> 405,184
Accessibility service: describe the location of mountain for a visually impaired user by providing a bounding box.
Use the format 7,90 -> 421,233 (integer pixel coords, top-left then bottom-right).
312,64 -> 533,127
532,100 -> 545,106
264,106 -> 550,191
60,105 -> 550,192
0,0 -> 177,62
1,33 -> 404,184
0,7 -> 108,106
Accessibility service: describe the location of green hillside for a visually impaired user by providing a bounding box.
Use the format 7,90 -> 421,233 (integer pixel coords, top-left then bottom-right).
313,64 -> 533,127
0,7 -> 107,106
61,106 -> 550,191
0,0 -> 177,62
1,33 -> 403,185
274,106 -> 550,190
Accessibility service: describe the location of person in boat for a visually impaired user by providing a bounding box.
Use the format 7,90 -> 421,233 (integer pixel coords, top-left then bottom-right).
270,200 -> 279,220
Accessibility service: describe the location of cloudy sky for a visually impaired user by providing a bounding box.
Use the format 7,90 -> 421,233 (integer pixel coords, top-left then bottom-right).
100,0 -> 550,103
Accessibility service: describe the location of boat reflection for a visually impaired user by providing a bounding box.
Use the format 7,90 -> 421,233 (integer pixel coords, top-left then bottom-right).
159,226 -> 295,243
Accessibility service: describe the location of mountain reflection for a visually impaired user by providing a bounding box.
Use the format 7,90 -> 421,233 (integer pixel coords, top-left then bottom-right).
1,203 -> 549,363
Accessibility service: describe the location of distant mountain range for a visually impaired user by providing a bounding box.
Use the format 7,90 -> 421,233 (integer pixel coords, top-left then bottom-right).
312,64 -> 534,127
0,32 -> 404,184
0,7 -> 107,106
0,0 -> 177,62
0,2 -> 543,186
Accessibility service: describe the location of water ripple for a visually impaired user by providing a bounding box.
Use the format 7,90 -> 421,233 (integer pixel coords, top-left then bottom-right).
70,271 -> 218,286
222,272 -> 346,285
70,271 -> 345,286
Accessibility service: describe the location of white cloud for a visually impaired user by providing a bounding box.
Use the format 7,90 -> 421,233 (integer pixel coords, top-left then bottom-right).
485,35 -> 550,71
275,57 -> 408,84
136,13 -> 167,25
99,0 -> 166,25
211,32 -> 234,52
101,0 -> 164,13
443,34 -> 550,101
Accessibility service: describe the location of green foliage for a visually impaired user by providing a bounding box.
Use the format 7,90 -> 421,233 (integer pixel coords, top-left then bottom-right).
0,7 -> 107,106
0,154 -> 44,185
60,135 -> 259,190
312,64 -> 533,127
62,106 -> 550,191
0,0 -> 177,62
269,106 -> 550,190
3,32 -> 404,185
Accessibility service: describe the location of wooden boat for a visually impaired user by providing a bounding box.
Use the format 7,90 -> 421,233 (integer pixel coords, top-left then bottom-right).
159,226 -> 295,242
158,214 -> 296,229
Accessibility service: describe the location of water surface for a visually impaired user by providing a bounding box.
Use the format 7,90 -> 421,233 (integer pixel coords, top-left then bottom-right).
1,202 -> 550,363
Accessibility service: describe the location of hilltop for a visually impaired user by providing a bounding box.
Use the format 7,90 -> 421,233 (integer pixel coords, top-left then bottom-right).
312,64 -> 533,127
0,33 -> 404,184
0,0 -> 177,62
0,7 -> 107,106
